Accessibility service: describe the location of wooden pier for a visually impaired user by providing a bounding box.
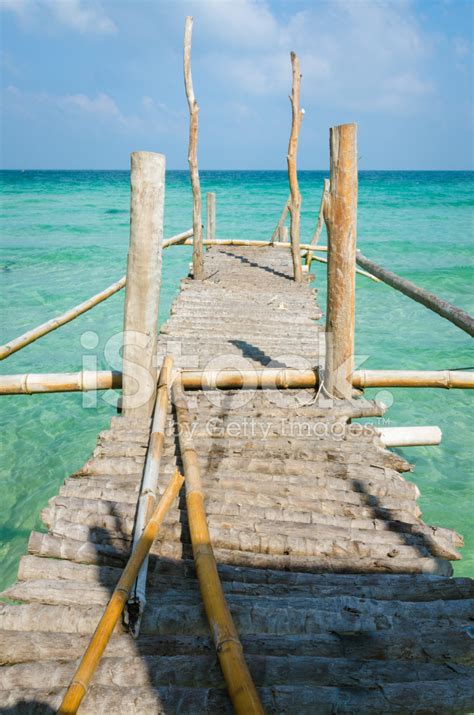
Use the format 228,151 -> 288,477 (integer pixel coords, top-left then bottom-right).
1,18 -> 473,714
1,244 -> 473,713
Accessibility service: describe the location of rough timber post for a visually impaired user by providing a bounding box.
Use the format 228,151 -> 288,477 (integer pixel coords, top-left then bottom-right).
122,151 -> 165,417
306,178 -> 330,269
206,192 -> 216,242
324,123 -> 358,399
287,52 -> 303,283
184,16 -> 203,280
278,225 -> 288,243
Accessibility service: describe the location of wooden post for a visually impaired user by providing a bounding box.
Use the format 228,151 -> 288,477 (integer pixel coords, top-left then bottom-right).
206,192 -> 216,242
278,225 -> 288,243
305,178 -> 330,269
287,52 -> 303,283
324,123 -> 358,399
122,151 -> 165,417
184,16 -> 203,280
270,195 -> 290,243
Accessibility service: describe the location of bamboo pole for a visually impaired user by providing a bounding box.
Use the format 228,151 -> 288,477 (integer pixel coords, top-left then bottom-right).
310,254 -> 379,282
352,369 -> 474,389
0,229 -> 191,363
184,16 -> 203,280
125,356 -> 173,638
122,151 -> 165,418
172,378 -> 264,715
270,195 -> 290,243
180,237 -> 327,252
324,123 -> 358,399
287,52 -> 303,283
180,368 -> 474,391
58,469 -> 184,715
206,192 -> 216,243
0,277 -> 126,362
305,179 -> 330,269
356,251 -> 474,337
376,426 -> 442,447
1,368 -> 474,395
163,228 -> 193,248
0,370 -> 122,394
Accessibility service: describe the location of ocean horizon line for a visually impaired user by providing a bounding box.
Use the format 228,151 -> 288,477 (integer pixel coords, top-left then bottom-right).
1,167 -> 473,173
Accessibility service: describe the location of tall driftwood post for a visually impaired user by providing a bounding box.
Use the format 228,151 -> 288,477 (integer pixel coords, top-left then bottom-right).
122,151 -> 165,417
184,16 -> 203,280
287,52 -> 303,283
324,123 -> 358,399
206,192 -> 216,242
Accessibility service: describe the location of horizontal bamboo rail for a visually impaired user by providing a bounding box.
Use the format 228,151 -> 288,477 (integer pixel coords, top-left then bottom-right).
180,237 -> 328,252
0,370 -> 123,394
0,229 -> 193,362
58,469 -> 184,715
1,368 -> 474,395
181,368 -> 474,391
172,377 -> 264,714
125,356 -> 173,637
356,251 -> 474,337
353,369 -> 474,389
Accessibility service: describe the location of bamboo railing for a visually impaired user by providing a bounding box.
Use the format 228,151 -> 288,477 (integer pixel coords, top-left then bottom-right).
2,368 -> 473,395
0,277 -> 126,361
0,229 -> 192,362
172,377 -> 264,714
356,251 -> 474,337
58,469 -> 184,715
125,356 -> 174,637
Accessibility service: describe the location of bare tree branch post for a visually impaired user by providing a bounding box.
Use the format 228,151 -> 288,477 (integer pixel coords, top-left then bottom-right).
323,123 -> 358,399
184,16 -> 203,280
287,52 -> 304,283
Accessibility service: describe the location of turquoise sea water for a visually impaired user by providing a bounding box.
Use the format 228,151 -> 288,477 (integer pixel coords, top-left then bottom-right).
0,170 -> 473,589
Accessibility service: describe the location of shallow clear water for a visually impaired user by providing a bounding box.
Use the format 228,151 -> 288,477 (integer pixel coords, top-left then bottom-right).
0,170 -> 473,588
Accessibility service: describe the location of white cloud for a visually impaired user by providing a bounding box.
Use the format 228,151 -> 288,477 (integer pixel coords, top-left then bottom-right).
183,0 -> 435,114
193,0 -> 279,49
1,0 -> 116,35
45,0 -> 116,34
2,85 -> 186,138
62,92 -> 121,117
3,85 -> 134,126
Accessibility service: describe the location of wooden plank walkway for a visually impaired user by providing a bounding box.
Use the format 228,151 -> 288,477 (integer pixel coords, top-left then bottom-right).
1,247 -> 473,713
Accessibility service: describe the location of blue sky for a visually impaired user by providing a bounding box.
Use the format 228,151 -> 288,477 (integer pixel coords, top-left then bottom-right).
1,0 -> 473,169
